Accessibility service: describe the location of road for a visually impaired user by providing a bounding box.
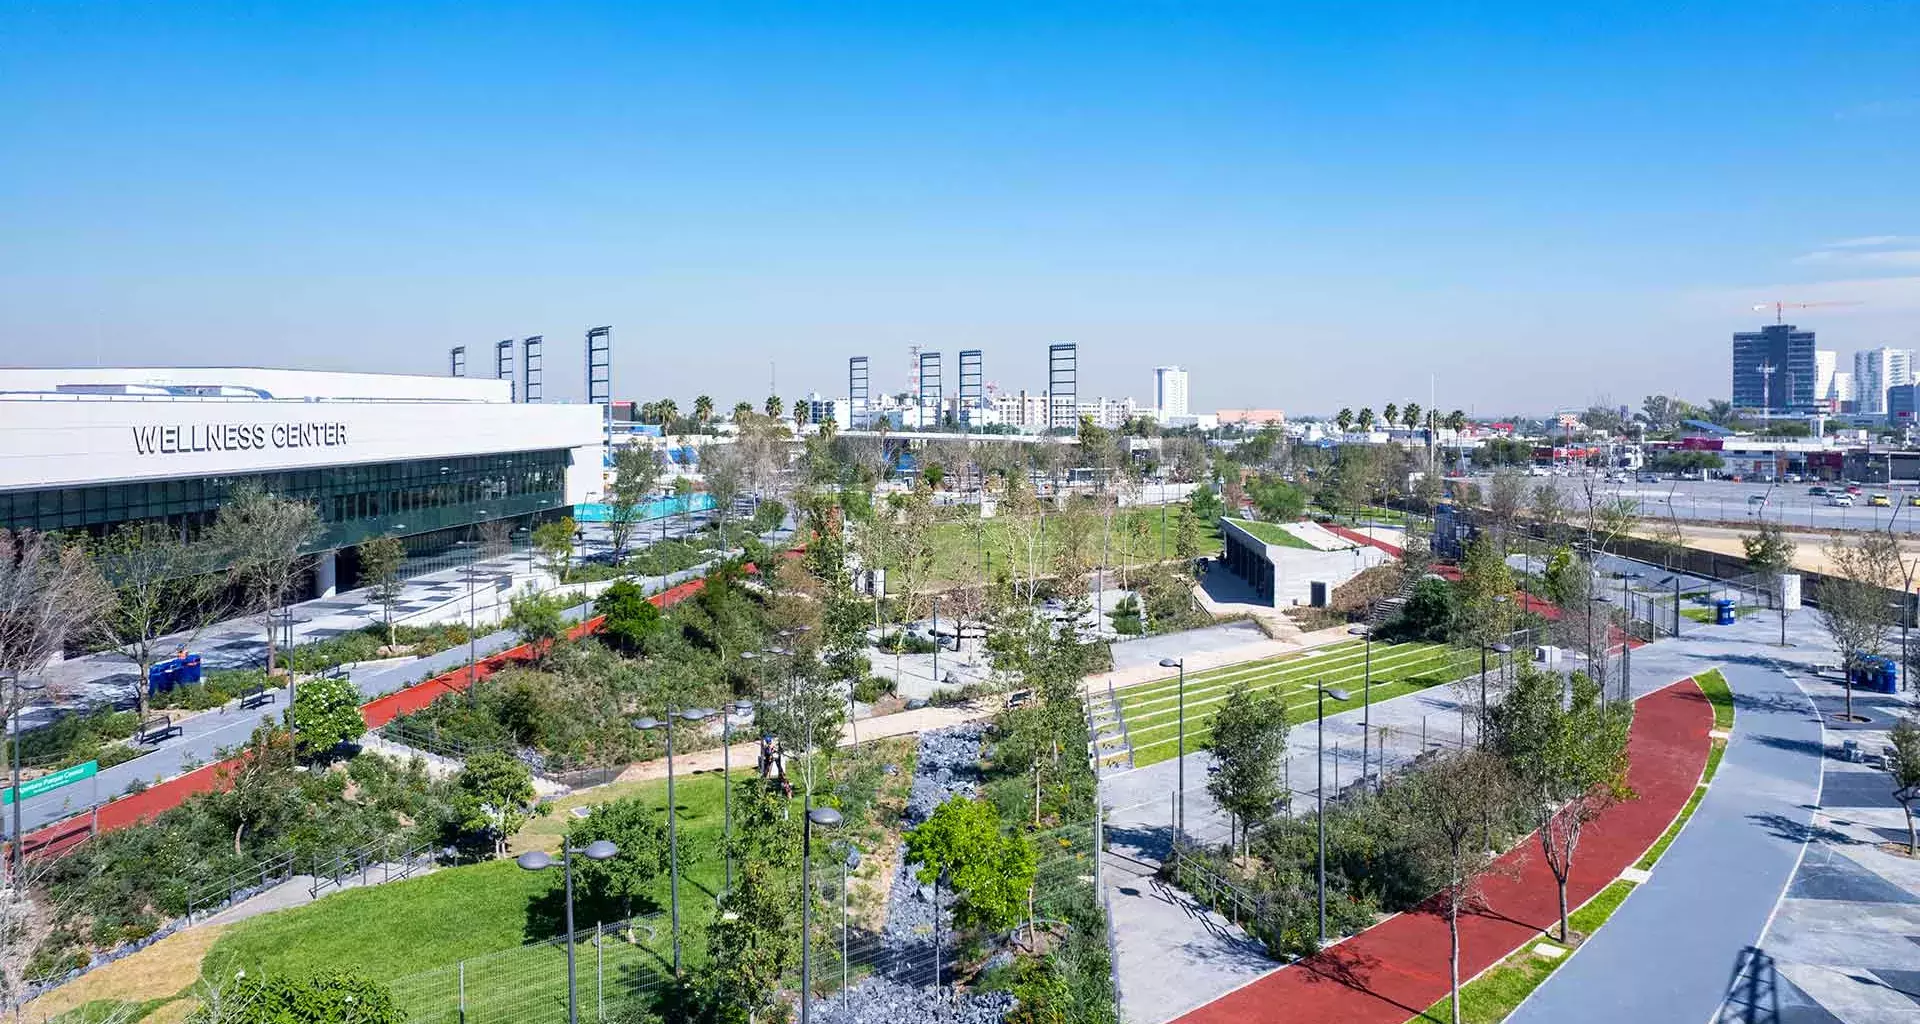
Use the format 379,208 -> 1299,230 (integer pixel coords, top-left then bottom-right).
1523,474 -> 1920,534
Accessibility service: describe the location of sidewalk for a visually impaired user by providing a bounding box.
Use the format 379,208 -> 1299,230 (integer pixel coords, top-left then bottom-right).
1171,679 -> 1711,1024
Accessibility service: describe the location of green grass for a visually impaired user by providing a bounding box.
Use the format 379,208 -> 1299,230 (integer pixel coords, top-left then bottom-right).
1116,639 -> 1478,766
1703,742 -> 1725,783
1694,668 -> 1735,730
1410,879 -> 1639,1023
908,506 -> 1222,586
1223,518 -> 1316,549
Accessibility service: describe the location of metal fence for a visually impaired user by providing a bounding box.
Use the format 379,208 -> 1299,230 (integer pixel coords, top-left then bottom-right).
309,835 -> 438,899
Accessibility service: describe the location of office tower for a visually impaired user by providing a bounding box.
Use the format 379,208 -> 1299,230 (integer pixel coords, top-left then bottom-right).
1154,366 -> 1189,421
1853,347 -> 1914,416
1730,323 -> 1816,414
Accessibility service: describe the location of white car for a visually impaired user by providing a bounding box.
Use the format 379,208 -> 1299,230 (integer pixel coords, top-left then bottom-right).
1827,494 -> 1855,507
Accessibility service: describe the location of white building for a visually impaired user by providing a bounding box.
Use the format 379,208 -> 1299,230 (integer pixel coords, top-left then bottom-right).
1828,370 -> 1854,412
1853,347 -> 1913,415
1815,350 -> 1837,409
1153,366 -> 1189,422
0,366 -> 604,599
1076,396 -> 1140,430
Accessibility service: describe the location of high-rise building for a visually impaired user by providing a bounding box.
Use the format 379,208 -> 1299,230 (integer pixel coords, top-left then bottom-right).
1829,371 -> 1855,413
1815,350 -> 1837,410
1853,347 -> 1914,416
1731,323 -> 1817,414
1153,366 -> 1189,421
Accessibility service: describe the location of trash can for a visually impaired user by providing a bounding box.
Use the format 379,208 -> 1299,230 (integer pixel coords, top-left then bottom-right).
147,661 -> 169,696
1876,656 -> 1900,695
182,653 -> 203,684
1715,599 -> 1737,625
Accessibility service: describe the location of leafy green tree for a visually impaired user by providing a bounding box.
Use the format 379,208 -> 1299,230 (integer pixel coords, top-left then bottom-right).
1334,408 -> 1354,434
531,517 -> 578,583
1819,531 -> 1905,722
1188,485 -> 1224,524
693,394 -> 714,426
698,860 -> 798,1023
607,445 -> 665,561
1742,520 -> 1797,646
1450,535 -> 1517,649
905,796 -> 1036,932
288,675 -> 366,758
191,969 -> 405,1024
1206,682 -> 1289,858
1248,476 -> 1306,523
505,591 -> 569,662
455,751 -> 536,858
1357,407 -> 1375,431
356,535 -> 408,648
595,579 -> 663,654
1888,715 -> 1920,856
94,520 -> 224,717
566,797 -> 669,919
208,484 -> 321,677
1393,750 -> 1514,1021
1390,577 -> 1454,642
1489,667 -> 1631,940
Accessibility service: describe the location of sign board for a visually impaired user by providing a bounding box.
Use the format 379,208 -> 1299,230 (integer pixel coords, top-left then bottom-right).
3,760 -> 98,806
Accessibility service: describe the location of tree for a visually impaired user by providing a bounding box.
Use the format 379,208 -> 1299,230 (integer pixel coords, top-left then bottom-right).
673,476 -> 697,540
1395,750 -> 1514,1021
607,445 -> 665,561
1489,667 -> 1631,940
732,400 -> 753,421
905,796 -> 1037,932
211,723 -> 300,856
1248,476 -> 1307,522
656,398 -> 680,430
1383,403 -> 1399,429
356,535 -> 407,648
1206,682 -> 1289,858
791,397 -> 809,429
566,797 -> 669,919
455,751 -> 536,858
188,969 -> 405,1024
91,521 -> 222,718
1451,535 -> 1517,652
764,395 -> 782,418
1486,470 -> 1526,554
1357,407 -> 1375,431
288,675 -> 366,758
1530,483 -> 1567,543
531,517 -> 578,583
699,859 -> 797,1023
693,394 -> 714,426
1446,410 -> 1467,432
206,484 -> 321,676
595,579 -> 662,654
701,445 -> 746,545
1819,531 -> 1904,722
1335,408 -> 1354,434
1742,521 -> 1797,646
505,591 -> 569,662
1888,715 -> 1920,856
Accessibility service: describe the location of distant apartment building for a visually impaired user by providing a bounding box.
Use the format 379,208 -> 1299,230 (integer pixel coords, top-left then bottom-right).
985,390 -> 1137,431
1828,371 -> 1855,413
1076,396 -> 1139,429
1153,366 -> 1189,422
1815,350 -> 1837,409
1731,323 -> 1817,414
1853,347 -> 1914,416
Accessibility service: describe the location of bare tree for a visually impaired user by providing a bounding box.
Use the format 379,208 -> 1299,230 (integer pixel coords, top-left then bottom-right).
605,443 -> 664,561
1820,531 -> 1904,722
701,443 -> 747,545
1742,520 -> 1797,646
92,522 -> 226,717
356,534 -> 407,648
0,529 -> 112,690
1396,750 -> 1515,1022
1486,470 -> 1526,554
205,484 -> 321,676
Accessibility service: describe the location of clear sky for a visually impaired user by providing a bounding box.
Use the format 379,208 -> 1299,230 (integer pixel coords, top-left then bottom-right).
2,1 -> 1916,415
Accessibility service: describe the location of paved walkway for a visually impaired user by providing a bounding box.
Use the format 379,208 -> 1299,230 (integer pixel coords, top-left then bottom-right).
1103,849 -> 1274,1024
1508,613 -> 1828,1024
1172,679 -> 1711,1024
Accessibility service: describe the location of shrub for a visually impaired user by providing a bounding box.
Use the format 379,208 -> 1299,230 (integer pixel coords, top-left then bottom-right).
289,676 -> 367,757
187,970 -> 406,1024
852,676 -> 896,704
1108,595 -> 1145,635
8,708 -> 140,773
874,630 -> 936,654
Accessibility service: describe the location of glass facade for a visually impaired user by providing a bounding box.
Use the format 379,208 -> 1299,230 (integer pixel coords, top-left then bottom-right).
0,449 -> 572,555
1731,324 -> 1817,414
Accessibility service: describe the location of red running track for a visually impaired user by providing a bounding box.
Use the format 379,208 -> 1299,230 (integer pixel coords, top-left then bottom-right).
1174,678 -> 1711,1024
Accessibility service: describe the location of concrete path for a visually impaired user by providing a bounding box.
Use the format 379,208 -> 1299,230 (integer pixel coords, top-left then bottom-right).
1508,619 -> 1828,1024
1102,849 -> 1274,1024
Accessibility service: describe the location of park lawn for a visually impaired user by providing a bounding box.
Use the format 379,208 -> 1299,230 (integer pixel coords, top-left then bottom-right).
1223,518 -> 1315,549
1116,639 -> 1476,767
907,506 -> 1221,587
1409,879 -> 1639,1023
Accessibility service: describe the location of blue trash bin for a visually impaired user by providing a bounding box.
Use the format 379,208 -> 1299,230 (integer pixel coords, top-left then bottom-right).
1715,599 -> 1737,625
1877,657 -> 1900,695
146,661 -> 168,696
182,653 -> 203,684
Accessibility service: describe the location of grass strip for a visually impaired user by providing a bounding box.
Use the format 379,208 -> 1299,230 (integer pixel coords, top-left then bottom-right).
1223,518 -> 1317,549
1119,645 -> 1459,728
1694,668 -> 1735,730
1409,878 -> 1641,1023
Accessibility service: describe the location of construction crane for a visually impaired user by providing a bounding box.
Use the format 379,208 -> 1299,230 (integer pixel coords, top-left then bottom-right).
1751,300 -> 1863,324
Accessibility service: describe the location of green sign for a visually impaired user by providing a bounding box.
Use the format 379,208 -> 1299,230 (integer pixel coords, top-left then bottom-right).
3,760 -> 98,806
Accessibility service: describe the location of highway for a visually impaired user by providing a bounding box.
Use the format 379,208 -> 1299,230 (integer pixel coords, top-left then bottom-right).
1516,475 -> 1920,534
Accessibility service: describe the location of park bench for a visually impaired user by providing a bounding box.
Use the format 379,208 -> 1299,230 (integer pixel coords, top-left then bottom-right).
239,684 -> 276,710
138,714 -> 181,745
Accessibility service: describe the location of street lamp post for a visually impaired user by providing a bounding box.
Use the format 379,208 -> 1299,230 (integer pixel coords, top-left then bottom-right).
1348,626 -> 1373,783
7,675 -> 47,883
633,707 -> 715,975
462,511 -> 490,701
1159,658 -> 1187,835
801,806 -> 843,1024
515,839 -> 619,1024
931,594 -> 940,687
720,699 -> 752,892
1316,684 -> 1351,949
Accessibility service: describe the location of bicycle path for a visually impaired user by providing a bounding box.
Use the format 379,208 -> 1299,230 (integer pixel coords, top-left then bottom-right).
1171,678 -> 1712,1024
1506,625 -> 1827,1024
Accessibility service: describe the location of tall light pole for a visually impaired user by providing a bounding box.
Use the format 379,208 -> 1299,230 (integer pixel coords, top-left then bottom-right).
931,594 -> 941,687
515,839 -> 619,1024
720,699 -> 752,892
1348,626 -> 1373,782
1159,657 -> 1187,835
8,675 -> 46,883
801,806 -> 843,1024
633,706 -> 714,975
1316,684 -> 1351,949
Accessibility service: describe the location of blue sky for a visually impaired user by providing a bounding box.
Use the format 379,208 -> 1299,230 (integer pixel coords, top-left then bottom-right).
2,1 -> 1916,414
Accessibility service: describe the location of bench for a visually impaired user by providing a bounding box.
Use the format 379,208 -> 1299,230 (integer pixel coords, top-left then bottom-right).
138,714 -> 181,745
239,684 -> 276,710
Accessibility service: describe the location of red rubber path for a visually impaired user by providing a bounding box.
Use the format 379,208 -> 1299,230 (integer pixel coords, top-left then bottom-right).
1174,678 -> 1712,1024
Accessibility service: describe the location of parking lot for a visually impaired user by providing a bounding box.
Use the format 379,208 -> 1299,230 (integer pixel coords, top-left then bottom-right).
1519,474 -> 1920,534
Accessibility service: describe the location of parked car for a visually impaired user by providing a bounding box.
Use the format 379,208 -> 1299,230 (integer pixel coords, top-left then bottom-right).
1846,485 -> 1863,495
1637,472 -> 1660,483
1871,494 -> 1891,507
1828,494 -> 1856,507
1747,494 -> 1769,506
1783,473 -> 1803,483
1809,485 -> 1828,496
1907,494 -> 1920,508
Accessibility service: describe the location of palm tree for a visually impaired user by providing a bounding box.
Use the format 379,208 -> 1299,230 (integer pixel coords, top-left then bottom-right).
693,394 -> 714,426
1335,408 -> 1354,433
1358,407 -> 1375,431
764,395 -> 782,418
639,401 -> 658,424
657,398 -> 680,431
792,398 -> 810,428
733,400 -> 754,421
1403,402 -> 1422,431
1446,409 -> 1467,432
1383,403 -> 1399,429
